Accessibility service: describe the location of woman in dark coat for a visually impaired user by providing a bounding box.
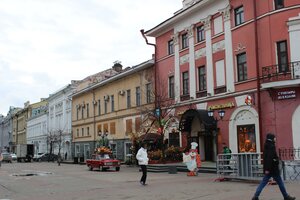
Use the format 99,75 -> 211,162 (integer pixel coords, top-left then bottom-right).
252,133 -> 295,200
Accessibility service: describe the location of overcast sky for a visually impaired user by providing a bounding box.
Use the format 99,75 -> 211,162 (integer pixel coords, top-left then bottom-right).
0,0 -> 182,116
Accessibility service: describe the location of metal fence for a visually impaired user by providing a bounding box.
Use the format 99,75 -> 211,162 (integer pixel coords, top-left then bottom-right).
279,148 -> 300,181
217,153 -> 263,181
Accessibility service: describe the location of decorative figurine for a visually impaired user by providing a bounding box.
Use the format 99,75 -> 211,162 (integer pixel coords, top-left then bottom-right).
182,142 -> 201,176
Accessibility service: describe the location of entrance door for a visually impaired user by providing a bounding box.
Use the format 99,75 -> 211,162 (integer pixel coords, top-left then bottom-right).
204,135 -> 213,161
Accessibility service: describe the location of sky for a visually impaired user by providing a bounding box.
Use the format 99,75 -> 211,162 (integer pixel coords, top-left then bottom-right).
0,0 -> 183,116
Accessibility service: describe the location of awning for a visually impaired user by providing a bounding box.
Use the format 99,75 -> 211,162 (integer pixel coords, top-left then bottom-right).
179,109 -> 217,133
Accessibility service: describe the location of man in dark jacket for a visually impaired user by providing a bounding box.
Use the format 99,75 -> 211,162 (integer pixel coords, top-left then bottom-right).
252,133 -> 295,200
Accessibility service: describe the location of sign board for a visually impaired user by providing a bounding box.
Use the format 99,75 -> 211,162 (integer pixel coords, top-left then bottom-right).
277,90 -> 296,100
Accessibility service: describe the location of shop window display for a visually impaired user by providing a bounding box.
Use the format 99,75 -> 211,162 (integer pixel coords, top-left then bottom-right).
237,124 -> 256,152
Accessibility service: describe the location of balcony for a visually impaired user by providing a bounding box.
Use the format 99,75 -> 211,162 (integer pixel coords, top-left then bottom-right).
261,61 -> 300,89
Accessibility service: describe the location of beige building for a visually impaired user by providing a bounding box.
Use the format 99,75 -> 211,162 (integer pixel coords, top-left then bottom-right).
72,60 -> 154,161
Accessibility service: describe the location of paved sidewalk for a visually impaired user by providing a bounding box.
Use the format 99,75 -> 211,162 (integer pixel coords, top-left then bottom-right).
0,162 -> 299,200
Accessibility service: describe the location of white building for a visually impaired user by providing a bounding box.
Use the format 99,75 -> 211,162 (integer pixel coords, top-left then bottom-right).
47,84 -> 76,160
27,104 -> 48,154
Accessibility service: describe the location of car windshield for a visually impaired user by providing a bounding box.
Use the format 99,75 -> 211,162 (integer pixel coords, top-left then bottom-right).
96,154 -> 113,160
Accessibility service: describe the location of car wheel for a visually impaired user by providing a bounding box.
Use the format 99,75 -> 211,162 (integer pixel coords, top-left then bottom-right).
88,165 -> 93,171
101,166 -> 106,171
116,167 -> 120,171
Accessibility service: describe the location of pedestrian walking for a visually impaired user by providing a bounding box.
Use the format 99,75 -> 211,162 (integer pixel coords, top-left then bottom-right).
136,142 -> 149,186
222,142 -> 232,170
252,133 -> 296,200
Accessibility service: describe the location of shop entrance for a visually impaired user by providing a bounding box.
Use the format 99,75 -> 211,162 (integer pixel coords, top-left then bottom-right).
179,109 -> 217,161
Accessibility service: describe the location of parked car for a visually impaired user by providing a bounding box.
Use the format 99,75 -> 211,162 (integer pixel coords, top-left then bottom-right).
38,153 -> 59,162
1,152 -> 12,163
33,153 -> 45,161
86,153 -> 121,171
10,153 -> 17,161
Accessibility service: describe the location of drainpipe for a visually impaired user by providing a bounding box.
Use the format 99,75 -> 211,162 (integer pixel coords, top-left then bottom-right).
253,0 -> 263,152
140,29 -> 157,108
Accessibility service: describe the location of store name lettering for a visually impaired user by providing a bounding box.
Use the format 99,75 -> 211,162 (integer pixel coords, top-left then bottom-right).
208,102 -> 235,110
277,90 -> 296,100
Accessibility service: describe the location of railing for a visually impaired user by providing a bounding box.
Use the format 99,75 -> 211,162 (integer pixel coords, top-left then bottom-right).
261,61 -> 300,83
217,153 -> 263,181
279,148 -> 300,181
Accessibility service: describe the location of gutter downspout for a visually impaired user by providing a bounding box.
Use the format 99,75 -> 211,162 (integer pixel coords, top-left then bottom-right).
140,29 -> 157,108
253,0 -> 263,152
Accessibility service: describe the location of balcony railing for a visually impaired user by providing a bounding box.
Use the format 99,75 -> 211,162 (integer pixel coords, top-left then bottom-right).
261,61 -> 300,83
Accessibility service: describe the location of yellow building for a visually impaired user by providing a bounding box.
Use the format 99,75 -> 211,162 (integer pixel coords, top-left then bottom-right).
72,60 -> 154,161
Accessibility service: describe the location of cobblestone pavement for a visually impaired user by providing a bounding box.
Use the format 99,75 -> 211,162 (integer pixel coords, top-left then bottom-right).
0,162 -> 299,200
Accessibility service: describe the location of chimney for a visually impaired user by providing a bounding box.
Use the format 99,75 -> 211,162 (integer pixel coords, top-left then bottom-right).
112,61 -> 123,72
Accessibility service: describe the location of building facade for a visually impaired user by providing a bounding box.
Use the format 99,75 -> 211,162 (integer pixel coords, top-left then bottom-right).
72,61 -> 155,161
26,100 -> 48,155
47,84 -> 77,160
145,0 -> 300,161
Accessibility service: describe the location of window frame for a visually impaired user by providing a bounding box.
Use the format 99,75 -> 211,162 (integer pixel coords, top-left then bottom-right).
274,0 -> 284,9
237,52 -> 247,82
181,33 -> 189,49
127,89 -> 131,108
196,25 -> 205,42
182,71 -> 189,95
111,95 -> 114,112
146,83 -> 151,104
136,87 -> 141,107
276,40 -> 288,73
198,66 -> 206,91
235,6 -> 245,26
168,76 -> 175,99
168,39 -> 174,55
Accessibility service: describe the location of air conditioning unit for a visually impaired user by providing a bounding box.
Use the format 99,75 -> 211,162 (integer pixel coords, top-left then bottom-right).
104,95 -> 110,101
119,90 -> 125,96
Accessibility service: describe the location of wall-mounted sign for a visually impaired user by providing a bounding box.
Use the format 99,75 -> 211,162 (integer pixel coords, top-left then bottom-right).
277,90 -> 296,100
208,102 -> 235,110
245,95 -> 253,106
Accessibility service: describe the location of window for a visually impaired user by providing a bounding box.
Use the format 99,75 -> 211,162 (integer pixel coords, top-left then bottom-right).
182,33 -> 188,49
111,95 -> 114,112
87,127 -> 90,136
235,6 -> 244,26
86,103 -> 89,118
275,0 -> 284,9
76,129 -> 79,137
127,90 -> 131,108
76,108 -> 79,120
81,128 -> 84,137
136,87 -> 141,106
135,117 -> 141,133
198,66 -> 206,91
237,124 -> 256,153
168,40 -> 174,55
168,76 -> 175,99
196,25 -> 205,42
104,97 -> 108,114
182,72 -> 189,95
277,40 -> 288,73
126,119 -> 132,135
98,100 -> 101,115
237,53 -> 247,82
81,106 -> 84,119
146,83 -> 151,103
110,122 -> 116,134
169,131 -> 180,147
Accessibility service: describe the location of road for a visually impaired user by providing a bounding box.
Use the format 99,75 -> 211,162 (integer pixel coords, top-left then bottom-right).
0,162 -> 299,200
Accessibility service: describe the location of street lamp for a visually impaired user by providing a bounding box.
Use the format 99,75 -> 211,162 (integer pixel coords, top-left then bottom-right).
208,109 -> 225,120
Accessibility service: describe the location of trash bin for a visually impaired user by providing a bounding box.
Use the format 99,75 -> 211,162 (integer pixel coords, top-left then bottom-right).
168,166 -> 177,174
73,157 -> 78,164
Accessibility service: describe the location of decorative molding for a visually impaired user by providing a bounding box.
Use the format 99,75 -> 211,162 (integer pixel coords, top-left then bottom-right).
219,5 -> 231,22
234,43 -> 246,52
195,48 -> 206,59
186,24 -> 194,38
212,40 -> 225,53
172,32 -> 179,45
180,54 -> 189,65
201,15 -> 212,30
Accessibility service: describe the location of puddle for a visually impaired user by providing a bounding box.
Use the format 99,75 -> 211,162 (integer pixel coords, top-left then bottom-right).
11,171 -> 52,177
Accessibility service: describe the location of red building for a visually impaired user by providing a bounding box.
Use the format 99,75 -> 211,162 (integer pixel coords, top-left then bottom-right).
144,0 -> 300,161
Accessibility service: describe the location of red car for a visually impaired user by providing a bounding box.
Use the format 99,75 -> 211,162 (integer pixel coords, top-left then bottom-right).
86,153 -> 120,171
